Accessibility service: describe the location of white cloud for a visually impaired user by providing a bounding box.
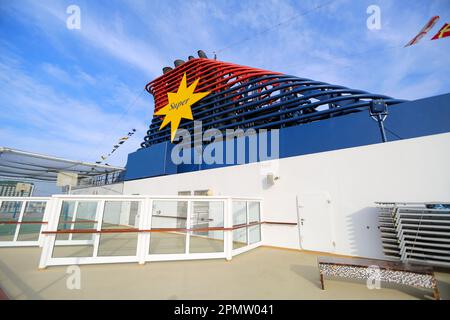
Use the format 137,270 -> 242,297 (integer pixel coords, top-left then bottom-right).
0,60 -> 148,166
2,1 -> 166,77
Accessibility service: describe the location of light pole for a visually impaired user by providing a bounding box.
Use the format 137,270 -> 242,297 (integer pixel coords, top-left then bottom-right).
369,100 -> 388,143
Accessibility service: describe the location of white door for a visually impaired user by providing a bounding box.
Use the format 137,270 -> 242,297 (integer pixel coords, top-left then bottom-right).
297,193 -> 335,253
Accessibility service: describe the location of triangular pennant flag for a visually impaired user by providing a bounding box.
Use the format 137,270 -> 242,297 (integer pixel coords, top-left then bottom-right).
118,141 -> 125,145
119,136 -> 129,141
431,23 -> 450,40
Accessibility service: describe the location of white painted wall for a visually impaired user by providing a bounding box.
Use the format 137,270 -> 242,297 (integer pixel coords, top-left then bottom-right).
122,133 -> 450,259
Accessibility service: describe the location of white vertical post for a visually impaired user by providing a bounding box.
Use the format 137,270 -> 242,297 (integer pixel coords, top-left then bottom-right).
13,200 -> 26,242
138,198 -> 150,265
68,201 -> 79,241
225,198 -> 233,261
246,201 -> 250,246
259,200 -> 264,245
39,199 -> 52,247
185,199 -> 191,254
39,198 -> 61,269
92,200 -> 105,258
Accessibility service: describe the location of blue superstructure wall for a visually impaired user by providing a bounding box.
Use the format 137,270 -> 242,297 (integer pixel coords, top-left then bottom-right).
124,93 -> 450,181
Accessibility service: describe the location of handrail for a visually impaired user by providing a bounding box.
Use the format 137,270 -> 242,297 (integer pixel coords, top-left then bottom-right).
57,220 -> 98,224
42,221 -> 297,234
0,221 -> 48,224
43,228 -> 139,234
49,195 -> 262,199
263,221 -> 297,226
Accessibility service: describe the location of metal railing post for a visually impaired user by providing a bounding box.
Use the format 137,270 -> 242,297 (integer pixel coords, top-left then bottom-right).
137,198 -> 151,265
225,198 -> 233,261
185,199 -> 191,254
92,200 -> 105,258
39,197 -> 61,269
259,200 -> 264,245
12,201 -> 26,242
39,199 -> 52,247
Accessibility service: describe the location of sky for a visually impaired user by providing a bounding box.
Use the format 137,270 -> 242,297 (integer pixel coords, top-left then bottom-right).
0,0 -> 449,168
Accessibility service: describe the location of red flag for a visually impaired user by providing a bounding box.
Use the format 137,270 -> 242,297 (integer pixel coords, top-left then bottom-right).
431,23 -> 450,40
404,16 -> 440,47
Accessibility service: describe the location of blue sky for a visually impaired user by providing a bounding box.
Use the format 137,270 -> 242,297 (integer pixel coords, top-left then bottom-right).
0,0 -> 449,167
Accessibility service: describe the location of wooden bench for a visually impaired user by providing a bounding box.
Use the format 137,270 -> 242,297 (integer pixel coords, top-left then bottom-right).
317,256 -> 440,300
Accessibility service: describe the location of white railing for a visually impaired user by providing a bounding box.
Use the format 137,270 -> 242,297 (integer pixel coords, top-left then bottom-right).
26,195 -> 264,268
0,197 -> 53,247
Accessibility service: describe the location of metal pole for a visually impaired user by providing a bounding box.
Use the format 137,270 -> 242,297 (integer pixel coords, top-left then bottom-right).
377,115 -> 388,143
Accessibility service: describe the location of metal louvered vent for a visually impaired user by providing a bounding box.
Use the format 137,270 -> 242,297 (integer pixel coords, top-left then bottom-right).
377,203 -> 401,259
377,202 -> 450,268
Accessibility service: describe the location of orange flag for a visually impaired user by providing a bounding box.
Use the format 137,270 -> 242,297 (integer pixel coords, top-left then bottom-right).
431,23 -> 450,40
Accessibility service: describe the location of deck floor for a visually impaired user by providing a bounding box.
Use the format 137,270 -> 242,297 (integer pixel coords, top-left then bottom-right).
0,246 -> 449,300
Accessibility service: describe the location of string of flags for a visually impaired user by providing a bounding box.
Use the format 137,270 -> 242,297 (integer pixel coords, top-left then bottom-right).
405,16 -> 450,47
96,128 -> 136,164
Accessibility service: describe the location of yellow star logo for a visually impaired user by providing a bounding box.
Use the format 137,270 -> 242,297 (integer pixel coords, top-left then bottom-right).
154,73 -> 210,142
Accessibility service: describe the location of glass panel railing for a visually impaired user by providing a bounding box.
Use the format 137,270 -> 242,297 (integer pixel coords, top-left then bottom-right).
55,201 -> 76,241
189,201 -> 224,253
248,201 -> 260,223
232,201 -> 247,249
17,201 -> 46,241
149,200 -> 187,254
52,201 -> 97,258
0,201 -> 22,241
98,201 -> 140,257
52,244 -> 94,258
33,196 -> 264,268
248,202 -> 261,244
72,201 -> 98,240
248,225 -> 261,244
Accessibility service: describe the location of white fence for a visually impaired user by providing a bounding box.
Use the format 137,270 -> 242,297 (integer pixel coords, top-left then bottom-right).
12,195 -> 263,268
0,197 -> 53,247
